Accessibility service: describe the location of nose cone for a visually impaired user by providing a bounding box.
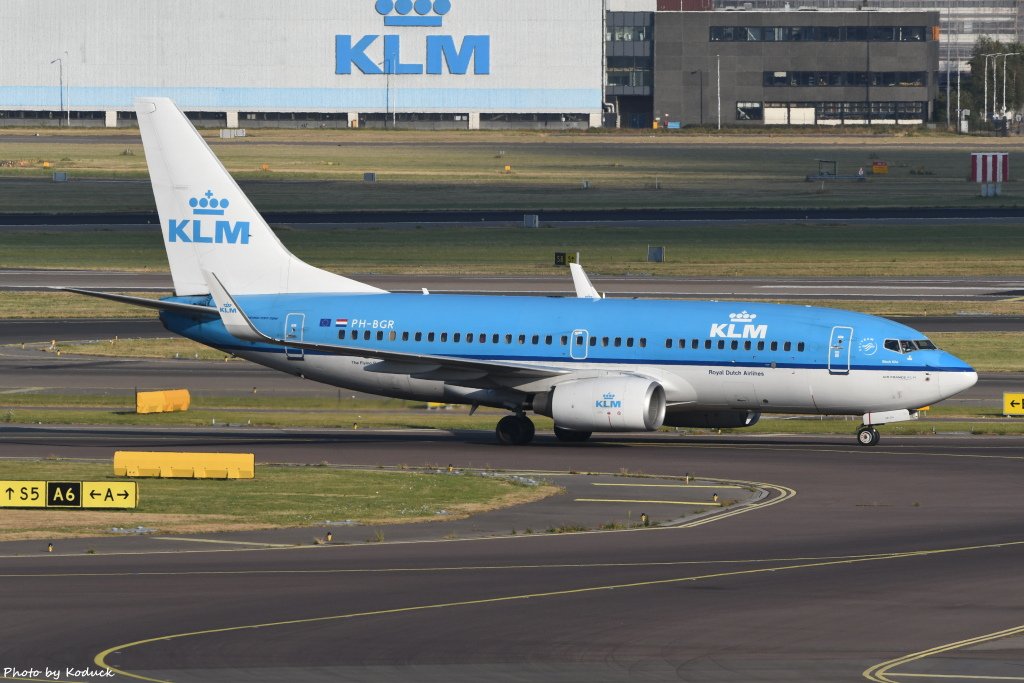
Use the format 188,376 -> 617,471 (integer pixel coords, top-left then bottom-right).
935,351 -> 978,401
941,369 -> 978,400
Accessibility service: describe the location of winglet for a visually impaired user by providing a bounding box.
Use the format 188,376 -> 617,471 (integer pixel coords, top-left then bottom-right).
569,263 -> 601,299
202,271 -> 265,342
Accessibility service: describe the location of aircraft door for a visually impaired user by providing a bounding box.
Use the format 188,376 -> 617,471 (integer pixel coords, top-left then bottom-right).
285,313 -> 305,361
570,329 -> 589,360
828,326 -> 853,375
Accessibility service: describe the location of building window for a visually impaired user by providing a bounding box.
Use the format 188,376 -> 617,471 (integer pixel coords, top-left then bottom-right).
737,102 -> 763,121
711,25 -> 928,43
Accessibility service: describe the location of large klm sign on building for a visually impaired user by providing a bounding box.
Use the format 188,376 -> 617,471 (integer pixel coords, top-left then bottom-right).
336,0 -> 490,76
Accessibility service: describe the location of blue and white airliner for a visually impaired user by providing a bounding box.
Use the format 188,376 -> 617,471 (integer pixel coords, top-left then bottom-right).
69,98 -> 978,446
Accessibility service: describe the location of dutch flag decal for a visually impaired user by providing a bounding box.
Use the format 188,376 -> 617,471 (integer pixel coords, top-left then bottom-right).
336,318 -> 348,327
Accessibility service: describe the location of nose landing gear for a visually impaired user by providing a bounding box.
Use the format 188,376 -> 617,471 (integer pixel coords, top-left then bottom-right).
496,414 -> 535,445
856,426 -> 881,446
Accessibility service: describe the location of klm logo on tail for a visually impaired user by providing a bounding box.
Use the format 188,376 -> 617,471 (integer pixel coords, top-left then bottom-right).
167,190 -> 250,244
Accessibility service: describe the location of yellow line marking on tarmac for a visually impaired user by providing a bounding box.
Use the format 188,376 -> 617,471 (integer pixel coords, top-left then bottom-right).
95,539 -> 1024,683
864,624 -> 1024,682
575,498 -> 722,506
591,483 -> 742,489
152,537 -> 294,548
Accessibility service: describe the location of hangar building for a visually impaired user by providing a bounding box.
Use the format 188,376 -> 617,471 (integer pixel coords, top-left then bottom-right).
0,0 -> 938,129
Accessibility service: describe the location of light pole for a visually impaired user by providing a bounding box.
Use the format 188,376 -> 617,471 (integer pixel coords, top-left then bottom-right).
716,54 -> 721,130
64,50 -> 70,127
1002,53 -> 1021,115
983,53 -> 997,122
690,69 -> 704,126
49,56 -> 63,127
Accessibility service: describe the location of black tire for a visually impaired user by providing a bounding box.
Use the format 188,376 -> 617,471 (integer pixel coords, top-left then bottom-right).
857,427 -> 880,446
554,426 -> 592,443
496,415 -> 535,446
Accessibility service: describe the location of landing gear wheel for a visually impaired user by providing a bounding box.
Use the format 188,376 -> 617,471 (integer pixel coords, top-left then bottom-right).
496,415 -> 535,446
856,426 -> 880,446
554,426 -> 592,443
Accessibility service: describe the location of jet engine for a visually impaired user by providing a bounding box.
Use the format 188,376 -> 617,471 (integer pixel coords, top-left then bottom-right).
533,376 -> 666,432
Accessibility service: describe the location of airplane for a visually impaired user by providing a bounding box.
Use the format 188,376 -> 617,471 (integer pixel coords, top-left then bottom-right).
67,98 -> 978,447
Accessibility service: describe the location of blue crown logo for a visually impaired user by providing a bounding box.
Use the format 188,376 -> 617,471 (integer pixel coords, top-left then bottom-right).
189,190 -> 230,216
603,393 -> 616,400
375,0 -> 451,27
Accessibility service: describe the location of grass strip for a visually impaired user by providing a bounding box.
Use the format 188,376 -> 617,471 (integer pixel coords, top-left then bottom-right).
0,460 -> 558,541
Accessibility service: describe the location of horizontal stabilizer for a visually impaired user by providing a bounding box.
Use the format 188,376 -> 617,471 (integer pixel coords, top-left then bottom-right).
59,288 -> 218,316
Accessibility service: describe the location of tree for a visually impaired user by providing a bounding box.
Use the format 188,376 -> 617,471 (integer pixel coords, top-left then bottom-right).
964,38 -> 1024,126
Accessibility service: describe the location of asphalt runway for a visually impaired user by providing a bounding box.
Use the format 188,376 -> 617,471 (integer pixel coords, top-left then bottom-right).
0,428 -> 1021,682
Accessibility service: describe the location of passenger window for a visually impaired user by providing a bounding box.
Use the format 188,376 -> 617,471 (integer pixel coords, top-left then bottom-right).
573,335 -> 582,345
884,339 -> 900,353
518,334 -> 526,344
562,336 -> 569,346
614,337 -> 622,347
478,333 -> 485,343
350,330 -> 358,340
744,341 -> 751,351
377,331 -> 384,341
757,341 -> 765,351
415,332 -> 422,342
639,338 -> 647,348
401,332 -> 409,341
666,339 -> 673,349
440,332 -> 448,342
784,342 -> 792,352
339,331 -> 345,340
505,334 -> 512,344
602,337 -> 609,347
389,331 -> 397,341
691,339 -> 698,349
466,333 -> 473,344
428,332 -> 435,342
731,340 -> 739,350
453,333 -> 461,343
545,335 -> 552,345
797,342 -> 805,352
531,335 -> 539,345
626,338 -> 634,348
770,341 -> 778,351
705,340 -> 712,350
363,331 -> 371,341
717,340 -> 725,350
589,336 -> 597,346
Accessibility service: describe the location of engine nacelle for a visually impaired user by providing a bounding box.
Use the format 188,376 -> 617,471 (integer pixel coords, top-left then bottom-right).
534,377 -> 666,432
663,410 -> 761,429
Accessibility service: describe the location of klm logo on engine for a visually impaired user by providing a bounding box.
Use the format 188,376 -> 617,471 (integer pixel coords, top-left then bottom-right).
167,190 -> 250,245
336,0 -> 490,76
595,392 -> 622,409
710,311 -> 768,339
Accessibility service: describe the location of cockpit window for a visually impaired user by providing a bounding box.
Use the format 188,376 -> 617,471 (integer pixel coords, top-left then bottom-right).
885,339 -> 937,354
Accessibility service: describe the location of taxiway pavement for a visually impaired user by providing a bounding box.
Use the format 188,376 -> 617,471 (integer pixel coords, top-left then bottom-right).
0,428 -> 1021,682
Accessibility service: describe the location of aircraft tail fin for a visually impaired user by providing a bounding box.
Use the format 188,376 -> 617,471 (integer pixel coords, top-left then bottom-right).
135,97 -> 385,297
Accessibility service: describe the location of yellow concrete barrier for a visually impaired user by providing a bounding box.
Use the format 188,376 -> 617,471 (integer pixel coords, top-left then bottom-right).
136,389 -> 191,414
114,451 -> 254,479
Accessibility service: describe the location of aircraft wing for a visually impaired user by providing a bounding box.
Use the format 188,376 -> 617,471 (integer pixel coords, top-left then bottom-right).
60,288 -> 220,316
203,272 -> 568,381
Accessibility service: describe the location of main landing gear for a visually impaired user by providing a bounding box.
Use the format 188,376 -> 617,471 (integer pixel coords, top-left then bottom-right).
856,426 -> 881,447
496,414 -> 535,446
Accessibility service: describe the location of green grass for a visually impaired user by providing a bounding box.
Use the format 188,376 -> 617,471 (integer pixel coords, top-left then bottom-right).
2,221 -> 1023,276
1,133 -> 1024,213
0,460 -> 558,540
